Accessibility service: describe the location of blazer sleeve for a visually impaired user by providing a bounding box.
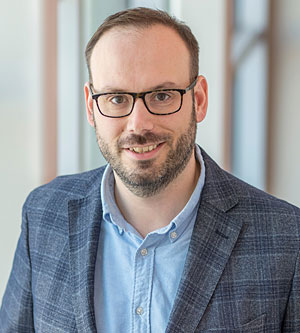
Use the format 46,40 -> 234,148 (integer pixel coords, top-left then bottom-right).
282,246 -> 300,332
0,203 -> 34,332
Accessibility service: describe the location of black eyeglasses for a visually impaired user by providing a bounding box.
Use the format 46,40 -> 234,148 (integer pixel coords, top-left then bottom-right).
89,78 -> 197,118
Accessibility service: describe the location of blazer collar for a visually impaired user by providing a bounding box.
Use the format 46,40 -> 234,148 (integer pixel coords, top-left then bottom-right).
166,148 -> 243,332
68,172 -> 104,332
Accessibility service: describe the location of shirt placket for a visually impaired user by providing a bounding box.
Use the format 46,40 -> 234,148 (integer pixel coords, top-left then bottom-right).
131,240 -> 155,333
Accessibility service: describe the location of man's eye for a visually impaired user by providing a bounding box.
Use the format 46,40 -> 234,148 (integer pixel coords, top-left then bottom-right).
154,92 -> 170,102
109,95 -> 128,105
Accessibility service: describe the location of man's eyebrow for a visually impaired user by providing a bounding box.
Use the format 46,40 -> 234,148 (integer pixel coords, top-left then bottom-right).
96,86 -> 128,93
96,82 -> 178,93
147,82 -> 178,90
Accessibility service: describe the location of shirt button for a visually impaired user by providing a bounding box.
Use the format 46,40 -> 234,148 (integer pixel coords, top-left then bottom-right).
170,231 -> 177,239
136,306 -> 144,315
140,248 -> 148,256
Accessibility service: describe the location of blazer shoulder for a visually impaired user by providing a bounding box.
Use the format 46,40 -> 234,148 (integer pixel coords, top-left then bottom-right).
201,147 -> 300,222
229,171 -> 300,217
220,171 -> 300,246
24,166 -> 106,212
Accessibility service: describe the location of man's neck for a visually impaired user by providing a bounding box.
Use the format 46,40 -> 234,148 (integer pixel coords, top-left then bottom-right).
113,153 -> 200,238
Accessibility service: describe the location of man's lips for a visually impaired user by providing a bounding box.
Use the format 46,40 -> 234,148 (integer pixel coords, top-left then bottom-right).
118,133 -> 170,147
118,133 -> 170,158
123,142 -> 164,153
123,142 -> 164,158
128,144 -> 158,154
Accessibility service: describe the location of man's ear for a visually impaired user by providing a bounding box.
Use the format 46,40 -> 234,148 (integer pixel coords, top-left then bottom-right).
84,82 -> 95,127
193,75 -> 208,123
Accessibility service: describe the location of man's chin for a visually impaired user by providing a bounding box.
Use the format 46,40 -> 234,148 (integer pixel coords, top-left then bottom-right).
119,152 -> 159,170
115,172 -> 165,198
133,159 -> 155,170
114,162 -> 163,188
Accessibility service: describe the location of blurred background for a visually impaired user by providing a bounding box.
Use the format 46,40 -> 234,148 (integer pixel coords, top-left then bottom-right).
0,0 -> 299,301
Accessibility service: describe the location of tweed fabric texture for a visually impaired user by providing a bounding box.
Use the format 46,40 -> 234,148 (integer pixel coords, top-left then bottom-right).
0,148 -> 299,332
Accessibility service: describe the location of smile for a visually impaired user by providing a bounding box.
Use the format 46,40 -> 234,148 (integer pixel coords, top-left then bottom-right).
128,144 -> 158,154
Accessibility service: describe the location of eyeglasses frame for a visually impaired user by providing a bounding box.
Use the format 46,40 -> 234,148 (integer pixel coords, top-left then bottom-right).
89,78 -> 198,118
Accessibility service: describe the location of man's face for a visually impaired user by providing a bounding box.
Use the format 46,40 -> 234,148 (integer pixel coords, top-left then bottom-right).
85,25 -> 207,197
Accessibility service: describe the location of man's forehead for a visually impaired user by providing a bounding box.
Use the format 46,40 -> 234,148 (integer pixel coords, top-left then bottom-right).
92,24 -> 186,55
90,24 -> 191,90
101,25 -> 146,39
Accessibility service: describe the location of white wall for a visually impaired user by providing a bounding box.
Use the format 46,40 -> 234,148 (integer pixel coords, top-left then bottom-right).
0,0 -> 43,301
170,0 -> 226,166
57,0 -> 81,175
269,0 -> 300,206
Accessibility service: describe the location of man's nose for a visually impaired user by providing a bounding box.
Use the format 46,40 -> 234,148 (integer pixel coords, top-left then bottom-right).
126,97 -> 154,133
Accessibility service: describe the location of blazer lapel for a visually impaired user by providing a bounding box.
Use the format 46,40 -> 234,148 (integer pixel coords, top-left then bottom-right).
68,193 -> 103,333
166,150 -> 244,332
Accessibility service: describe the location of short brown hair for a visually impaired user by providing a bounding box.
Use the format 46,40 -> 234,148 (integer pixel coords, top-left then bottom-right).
85,7 -> 199,83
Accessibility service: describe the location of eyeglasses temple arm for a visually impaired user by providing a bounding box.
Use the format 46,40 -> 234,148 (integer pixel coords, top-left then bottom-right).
89,83 -> 94,95
185,78 -> 198,92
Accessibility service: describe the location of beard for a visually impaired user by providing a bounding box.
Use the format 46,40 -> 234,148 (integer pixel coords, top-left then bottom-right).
94,106 -> 197,198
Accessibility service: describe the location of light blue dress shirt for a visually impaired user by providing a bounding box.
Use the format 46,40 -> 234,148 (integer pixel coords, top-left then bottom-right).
94,146 -> 205,332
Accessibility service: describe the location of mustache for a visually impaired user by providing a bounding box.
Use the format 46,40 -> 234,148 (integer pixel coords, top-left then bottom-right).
118,132 -> 171,147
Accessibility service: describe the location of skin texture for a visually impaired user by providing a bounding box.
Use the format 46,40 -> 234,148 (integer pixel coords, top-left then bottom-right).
84,24 -> 208,237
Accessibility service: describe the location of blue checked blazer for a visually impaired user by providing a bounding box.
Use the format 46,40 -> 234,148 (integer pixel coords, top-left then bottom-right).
1,149 -> 300,332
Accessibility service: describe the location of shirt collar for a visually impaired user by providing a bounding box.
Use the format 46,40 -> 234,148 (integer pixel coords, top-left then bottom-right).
168,145 -> 205,242
101,145 -> 205,240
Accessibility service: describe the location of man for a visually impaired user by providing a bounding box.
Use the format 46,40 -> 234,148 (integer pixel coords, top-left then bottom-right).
0,7 -> 299,332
